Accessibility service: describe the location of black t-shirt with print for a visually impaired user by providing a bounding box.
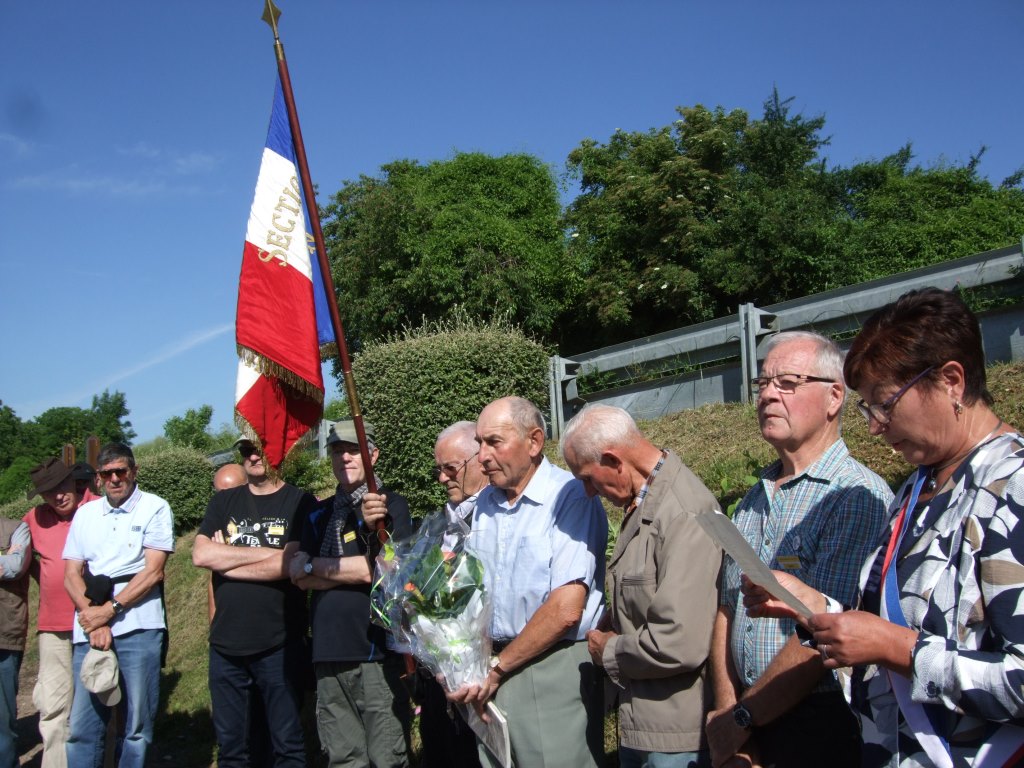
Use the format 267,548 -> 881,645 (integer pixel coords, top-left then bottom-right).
199,483 -> 316,656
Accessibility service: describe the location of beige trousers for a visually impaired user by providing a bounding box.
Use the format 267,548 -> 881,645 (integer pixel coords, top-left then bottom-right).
33,631 -> 72,768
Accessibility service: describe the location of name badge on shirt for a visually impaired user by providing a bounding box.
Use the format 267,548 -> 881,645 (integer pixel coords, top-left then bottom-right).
343,531 -> 357,543
131,525 -> 142,532
776,554 -> 801,570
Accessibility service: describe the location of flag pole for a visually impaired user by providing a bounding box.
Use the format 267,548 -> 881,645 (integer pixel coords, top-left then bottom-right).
261,1 -> 386,541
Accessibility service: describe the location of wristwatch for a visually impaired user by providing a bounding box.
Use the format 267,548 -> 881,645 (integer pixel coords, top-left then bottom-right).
110,599 -> 125,617
488,655 -> 507,679
303,560 -> 314,575
733,702 -> 753,730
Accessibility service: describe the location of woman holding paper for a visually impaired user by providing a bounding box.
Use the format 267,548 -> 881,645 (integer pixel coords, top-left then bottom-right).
742,288 -> 1024,767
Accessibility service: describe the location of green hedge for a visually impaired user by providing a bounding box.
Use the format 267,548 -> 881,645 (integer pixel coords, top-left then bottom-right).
136,445 -> 214,535
0,497 -> 32,521
0,456 -> 37,505
280,450 -> 335,499
349,313 -> 549,516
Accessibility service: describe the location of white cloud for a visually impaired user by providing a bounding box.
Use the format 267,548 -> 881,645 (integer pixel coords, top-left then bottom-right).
0,132 -> 33,156
10,171 -> 171,197
19,323 -> 234,413
116,141 -> 162,159
172,151 -> 221,176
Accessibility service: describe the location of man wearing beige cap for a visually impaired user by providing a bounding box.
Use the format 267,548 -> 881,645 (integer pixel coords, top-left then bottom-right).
287,420 -> 413,768
24,458 -> 85,768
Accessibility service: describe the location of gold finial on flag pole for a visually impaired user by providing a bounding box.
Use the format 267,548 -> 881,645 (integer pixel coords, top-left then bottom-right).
262,0 -> 281,38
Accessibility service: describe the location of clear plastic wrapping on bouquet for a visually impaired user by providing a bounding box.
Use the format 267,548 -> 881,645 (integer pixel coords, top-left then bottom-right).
371,508 -> 492,690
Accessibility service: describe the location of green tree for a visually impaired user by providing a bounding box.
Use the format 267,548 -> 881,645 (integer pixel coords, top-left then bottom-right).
90,390 -> 136,446
563,102 -> 750,347
0,456 -> 37,504
830,146 -> 1024,284
20,389 -> 136,465
28,407 -> 96,462
562,89 -> 1024,350
322,152 -> 569,350
323,398 -> 350,423
163,405 -> 214,451
0,403 -> 24,473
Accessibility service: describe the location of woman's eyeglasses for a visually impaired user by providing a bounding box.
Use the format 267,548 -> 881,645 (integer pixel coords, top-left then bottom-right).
856,366 -> 934,425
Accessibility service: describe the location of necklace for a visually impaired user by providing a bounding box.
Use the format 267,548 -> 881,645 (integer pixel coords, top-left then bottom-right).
925,418 -> 1004,493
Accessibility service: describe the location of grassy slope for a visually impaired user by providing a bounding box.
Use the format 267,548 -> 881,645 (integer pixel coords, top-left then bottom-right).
144,360 -> 1024,764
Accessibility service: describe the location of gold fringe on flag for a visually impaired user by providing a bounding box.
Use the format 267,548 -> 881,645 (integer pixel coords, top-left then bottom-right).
237,345 -> 325,404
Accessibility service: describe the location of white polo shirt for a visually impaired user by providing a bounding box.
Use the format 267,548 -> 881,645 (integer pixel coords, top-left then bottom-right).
63,485 -> 175,643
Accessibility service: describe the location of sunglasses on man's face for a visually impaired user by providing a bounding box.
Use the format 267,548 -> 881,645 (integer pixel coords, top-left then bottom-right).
98,467 -> 132,480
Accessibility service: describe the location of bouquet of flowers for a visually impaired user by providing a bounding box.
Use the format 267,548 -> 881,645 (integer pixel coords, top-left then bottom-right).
371,509 -> 492,691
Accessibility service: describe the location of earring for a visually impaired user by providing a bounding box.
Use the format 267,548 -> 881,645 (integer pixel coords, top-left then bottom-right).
954,400 -> 964,416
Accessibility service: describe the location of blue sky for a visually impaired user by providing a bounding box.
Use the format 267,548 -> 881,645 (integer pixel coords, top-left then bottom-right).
2,1 -> 1021,443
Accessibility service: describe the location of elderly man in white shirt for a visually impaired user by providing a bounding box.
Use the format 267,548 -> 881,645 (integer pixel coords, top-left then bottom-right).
448,396 -> 608,768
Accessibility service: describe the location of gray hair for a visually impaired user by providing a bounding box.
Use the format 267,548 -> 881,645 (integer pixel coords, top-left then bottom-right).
503,397 -> 546,439
763,331 -> 845,386
436,421 -> 477,453
559,404 -> 641,466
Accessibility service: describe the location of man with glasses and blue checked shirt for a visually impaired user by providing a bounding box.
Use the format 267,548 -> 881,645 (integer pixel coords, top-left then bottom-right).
706,331 -> 892,768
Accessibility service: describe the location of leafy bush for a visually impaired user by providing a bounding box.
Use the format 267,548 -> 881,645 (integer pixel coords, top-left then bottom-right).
136,445 -> 214,535
280,449 -> 335,499
348,311 -> 549,516
0,456 -> 37,504
0,496 -> 33,521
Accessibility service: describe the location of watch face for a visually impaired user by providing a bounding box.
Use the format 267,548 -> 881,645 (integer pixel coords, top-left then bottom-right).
733,704 -> 752,729
303,561 -> 314,574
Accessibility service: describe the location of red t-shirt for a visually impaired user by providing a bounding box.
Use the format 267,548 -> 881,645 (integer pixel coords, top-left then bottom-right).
23,503 -> 77,632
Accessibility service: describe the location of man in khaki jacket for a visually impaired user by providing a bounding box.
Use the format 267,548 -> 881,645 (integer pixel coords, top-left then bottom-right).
561,404 -> 722,768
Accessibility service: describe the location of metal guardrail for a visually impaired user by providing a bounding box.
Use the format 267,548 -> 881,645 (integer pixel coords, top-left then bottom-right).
549,242 -> 1024,437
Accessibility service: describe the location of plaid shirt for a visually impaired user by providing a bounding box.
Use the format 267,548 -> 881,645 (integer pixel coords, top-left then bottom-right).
722,439 -> 892,691
627,449 -> 667,516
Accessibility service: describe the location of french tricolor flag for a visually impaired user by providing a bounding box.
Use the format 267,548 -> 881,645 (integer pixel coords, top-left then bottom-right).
234,77 -> 334,469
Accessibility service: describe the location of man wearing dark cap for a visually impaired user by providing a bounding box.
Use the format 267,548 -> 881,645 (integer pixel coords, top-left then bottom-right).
287,420 -> 413,768
70,462 -> 101,504
192,439 -> 317,768
24,459 -> 85,768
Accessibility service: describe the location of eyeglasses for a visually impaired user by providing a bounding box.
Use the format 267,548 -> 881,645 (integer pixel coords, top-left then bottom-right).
856,366 -> 934,425
751,373 -> 835,394
98,466 -> 132,480
433,452 -> 478,481
237,444 -> 260,458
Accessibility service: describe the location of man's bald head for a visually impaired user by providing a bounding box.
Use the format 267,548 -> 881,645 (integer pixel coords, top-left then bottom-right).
213,463 -> 247,492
